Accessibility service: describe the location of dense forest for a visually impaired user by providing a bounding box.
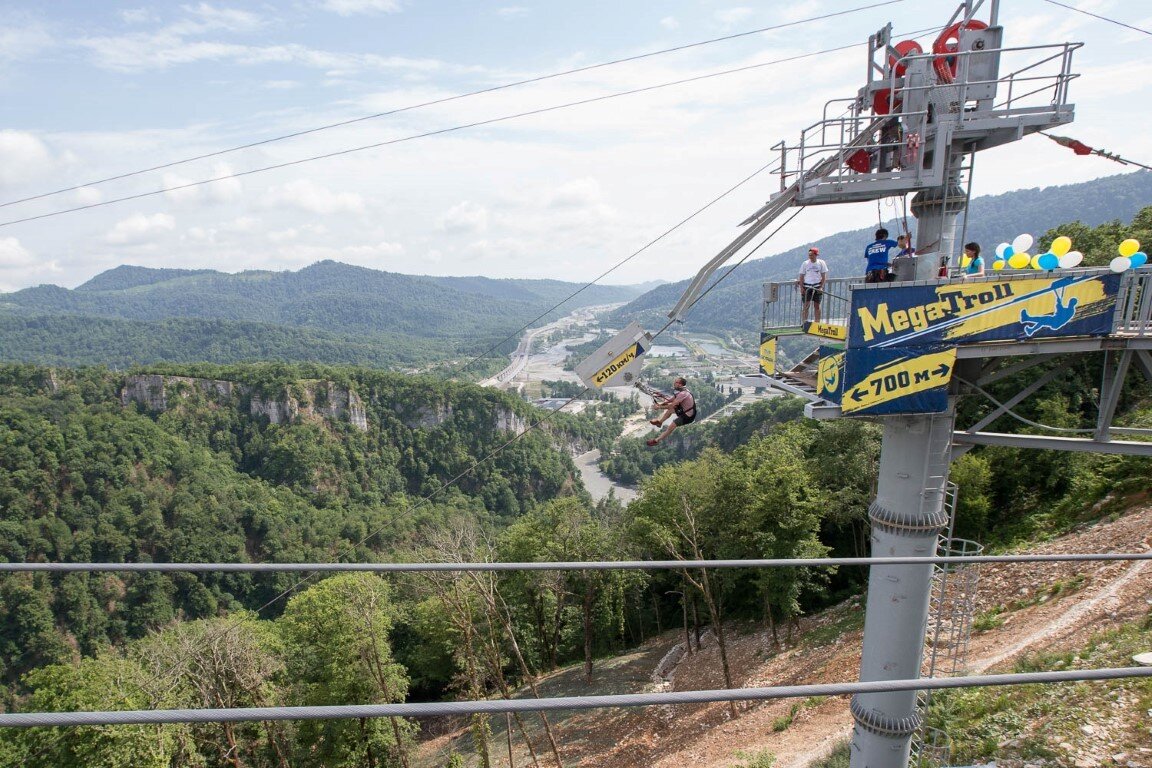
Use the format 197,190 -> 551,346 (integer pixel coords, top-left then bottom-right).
613,173 -> 1152,336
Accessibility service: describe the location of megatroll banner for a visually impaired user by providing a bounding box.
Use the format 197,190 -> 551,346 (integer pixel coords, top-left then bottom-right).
848,273 -> 1122,349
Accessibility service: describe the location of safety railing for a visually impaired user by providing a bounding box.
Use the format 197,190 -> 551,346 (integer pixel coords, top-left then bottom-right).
1115,268 -> 1152,337
774,41 -> 1080,195
762,276 -> 858,333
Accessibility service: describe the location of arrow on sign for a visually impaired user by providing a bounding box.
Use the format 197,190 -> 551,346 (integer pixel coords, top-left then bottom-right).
841,347 -> 958,415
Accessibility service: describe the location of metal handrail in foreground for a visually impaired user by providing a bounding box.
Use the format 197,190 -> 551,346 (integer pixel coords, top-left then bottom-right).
1,668 -> 1149,727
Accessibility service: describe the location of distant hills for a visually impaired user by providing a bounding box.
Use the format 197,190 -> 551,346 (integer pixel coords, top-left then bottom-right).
613,170 -> 1152,333
0,261 -> 644,369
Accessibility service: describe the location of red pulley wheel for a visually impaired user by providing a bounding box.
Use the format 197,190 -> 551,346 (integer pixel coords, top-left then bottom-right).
932,19 -> 988,83
888,39 -> 923,78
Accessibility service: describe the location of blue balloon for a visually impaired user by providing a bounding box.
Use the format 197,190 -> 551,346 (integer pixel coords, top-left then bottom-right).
1003,245 -> 1015,258
1131,252 -> 1148,268
1037,252 -> 1059,270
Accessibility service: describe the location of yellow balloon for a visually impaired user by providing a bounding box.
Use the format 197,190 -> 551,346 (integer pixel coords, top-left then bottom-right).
1119,238 -> 1140,257
1050,236 -> 1072,257
1008,253 -> 1031,269
992,259 -> 1006,270
960,255 -> 972,268
1030,253 -> 1043,269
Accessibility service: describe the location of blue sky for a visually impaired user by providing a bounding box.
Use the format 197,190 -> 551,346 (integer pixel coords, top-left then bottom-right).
1,0 -> 1150,292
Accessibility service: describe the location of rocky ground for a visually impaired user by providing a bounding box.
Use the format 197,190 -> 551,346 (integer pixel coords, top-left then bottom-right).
416,504 -> 1152,768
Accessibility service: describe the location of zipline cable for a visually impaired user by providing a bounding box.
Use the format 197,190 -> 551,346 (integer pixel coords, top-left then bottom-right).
0,0 -> 906,210
1038,0 -> 1152,36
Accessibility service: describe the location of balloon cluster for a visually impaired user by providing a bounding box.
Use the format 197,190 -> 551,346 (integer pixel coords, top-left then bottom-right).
1110,239 -> 1148,273
991,233 -> 1083,271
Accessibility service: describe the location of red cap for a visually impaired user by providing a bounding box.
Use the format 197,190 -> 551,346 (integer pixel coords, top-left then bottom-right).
809,247 -> 820,254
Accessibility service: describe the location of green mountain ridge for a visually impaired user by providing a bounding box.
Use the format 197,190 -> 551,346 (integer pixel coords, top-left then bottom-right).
0,260 -> 647,369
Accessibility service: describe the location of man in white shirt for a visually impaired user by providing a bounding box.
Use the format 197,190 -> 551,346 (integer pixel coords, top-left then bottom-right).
796,247 -> 829,323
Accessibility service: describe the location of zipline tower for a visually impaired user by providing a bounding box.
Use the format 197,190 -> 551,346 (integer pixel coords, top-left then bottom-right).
578,2 -> 1150,766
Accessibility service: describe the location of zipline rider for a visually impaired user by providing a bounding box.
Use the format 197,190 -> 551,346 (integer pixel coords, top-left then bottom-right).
646,377 -> 696,447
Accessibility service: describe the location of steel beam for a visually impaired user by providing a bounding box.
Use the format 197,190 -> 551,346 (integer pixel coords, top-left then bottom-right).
1134,350 -> 1152,383
1095,350 -> 1133,441
963,367 -> 1062,433
952,431 -> 1152,456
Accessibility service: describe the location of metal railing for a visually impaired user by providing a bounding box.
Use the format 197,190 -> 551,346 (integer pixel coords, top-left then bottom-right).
762,277 -> 858,334
774,41 -> 1080,195
1116,268 -> 1152,337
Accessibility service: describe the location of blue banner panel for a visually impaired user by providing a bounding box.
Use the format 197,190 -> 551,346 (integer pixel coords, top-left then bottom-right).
841,346 -> 955,415
848,273 -> 1122,349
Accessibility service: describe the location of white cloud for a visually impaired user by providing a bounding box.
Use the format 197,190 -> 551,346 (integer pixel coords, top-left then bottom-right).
0,130 -> 56,186
659,17 -> 679,30
105,213 -> 176,245
0,238 -> 55,292
439,201 -> 489,234
263,179 -> 365,215
0,24 -> 53,62
73,187 -> 104,206
715,7 -> 755,26
120,8 -> 160,25
316,0 -> 403,16
162,163 -> 242,205
171,4 -> 265,35
546,178 -> 604,209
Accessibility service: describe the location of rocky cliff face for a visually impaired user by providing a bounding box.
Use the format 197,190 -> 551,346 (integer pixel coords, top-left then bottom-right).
120,375 -> 368,432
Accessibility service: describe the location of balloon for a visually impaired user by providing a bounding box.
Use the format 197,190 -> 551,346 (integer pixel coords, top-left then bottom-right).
1119,238 -> 1140,257
995,242 -> 1010,258
1003,245 -> 1015,259
1131,252 -> 1148,268
960,255 -> 972,268
1008,253 -> 1031,269
1110,256 -> 1131,273
1059,251 -> 1083,269
1037,252 -> 1059,270
1012,233 -> 1034,254
992,259 -> 1006,270
1050,236 -> 1072,257
1030,253 -> 1044,270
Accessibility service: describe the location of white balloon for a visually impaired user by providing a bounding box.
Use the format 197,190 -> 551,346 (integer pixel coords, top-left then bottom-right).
1012,233 -> 1034,254
1058,251 -> 1083,269
995,242 -> 1010,258
1110,256 -> 1131,273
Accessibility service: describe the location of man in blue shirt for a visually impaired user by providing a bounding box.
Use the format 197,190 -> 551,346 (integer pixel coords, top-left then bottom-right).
865,228 -> 898,283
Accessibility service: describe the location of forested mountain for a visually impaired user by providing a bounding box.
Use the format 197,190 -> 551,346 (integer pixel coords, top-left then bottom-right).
0,261 -> 644,370
613,170 -> 1152,333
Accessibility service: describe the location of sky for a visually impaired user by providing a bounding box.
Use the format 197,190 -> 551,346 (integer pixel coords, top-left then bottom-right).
1,0 -> 1150,293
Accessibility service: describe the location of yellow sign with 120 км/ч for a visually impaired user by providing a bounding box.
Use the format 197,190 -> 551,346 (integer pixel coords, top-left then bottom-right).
841,348 -> 956,414
592,342 -> 644,387
759,336 -> 777,376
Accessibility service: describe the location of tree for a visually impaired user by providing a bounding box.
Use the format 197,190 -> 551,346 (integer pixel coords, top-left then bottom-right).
2,653 -> 188,768
279,574 -> 415,768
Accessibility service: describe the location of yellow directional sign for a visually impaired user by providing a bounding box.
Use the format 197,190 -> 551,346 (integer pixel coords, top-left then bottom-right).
816,352 -> 844,400
804,321 -> 848,341
759,335 -> 778,375
591,342 -> 644,387
842,348 -> 956,414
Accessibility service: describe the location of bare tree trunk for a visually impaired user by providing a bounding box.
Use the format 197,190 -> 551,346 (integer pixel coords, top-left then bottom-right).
506,713 -> 516,768
696,567 -> 738,719
582,576 -> 594,684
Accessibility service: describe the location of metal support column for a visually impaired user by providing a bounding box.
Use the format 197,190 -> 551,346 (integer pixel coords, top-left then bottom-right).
849,408 -> 955,768
909,175 -> 967,282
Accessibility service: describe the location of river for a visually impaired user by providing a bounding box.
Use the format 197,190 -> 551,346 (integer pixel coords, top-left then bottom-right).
574,449 -> 638,504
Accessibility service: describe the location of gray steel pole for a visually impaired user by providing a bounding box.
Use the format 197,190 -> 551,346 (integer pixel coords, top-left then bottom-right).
849,408 -> 955,768
910,174 -> 967,281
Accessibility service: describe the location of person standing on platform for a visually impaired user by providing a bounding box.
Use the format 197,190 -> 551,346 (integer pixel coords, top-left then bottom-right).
962,242 -> 985,278
865,228 -> 899,283
797,247 -> 829,324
